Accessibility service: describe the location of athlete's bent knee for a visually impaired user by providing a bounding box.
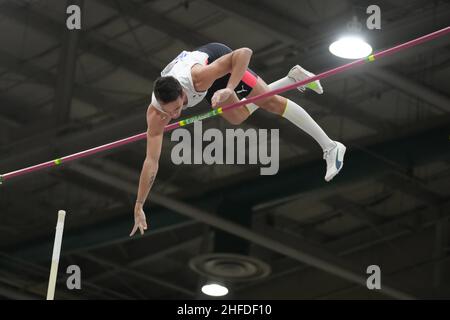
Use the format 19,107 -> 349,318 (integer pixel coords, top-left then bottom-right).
261,95 -> 285,115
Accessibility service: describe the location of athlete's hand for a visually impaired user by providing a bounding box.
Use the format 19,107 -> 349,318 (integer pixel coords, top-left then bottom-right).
130,206 -> 148,236
211,88 -> 233,107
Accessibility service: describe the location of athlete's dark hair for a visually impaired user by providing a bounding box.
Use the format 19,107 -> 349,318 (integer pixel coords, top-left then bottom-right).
153,76 -> 183,103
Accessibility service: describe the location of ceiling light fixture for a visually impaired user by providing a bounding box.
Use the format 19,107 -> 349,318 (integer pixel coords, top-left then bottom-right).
329,16 -> 373,59
201,283 -> 229,297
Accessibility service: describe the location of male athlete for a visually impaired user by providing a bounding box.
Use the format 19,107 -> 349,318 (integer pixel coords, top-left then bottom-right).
130,43 -> 346,236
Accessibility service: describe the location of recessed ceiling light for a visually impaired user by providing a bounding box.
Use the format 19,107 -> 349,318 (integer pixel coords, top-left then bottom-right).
201,283 -> 229,297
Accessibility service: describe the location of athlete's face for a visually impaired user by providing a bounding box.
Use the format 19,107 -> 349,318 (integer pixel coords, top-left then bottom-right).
161,92 -> 185,119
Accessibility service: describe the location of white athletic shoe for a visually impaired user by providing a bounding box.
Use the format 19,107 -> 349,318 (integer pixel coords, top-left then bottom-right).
288,65 -> 324,94
323,141 -> 346,182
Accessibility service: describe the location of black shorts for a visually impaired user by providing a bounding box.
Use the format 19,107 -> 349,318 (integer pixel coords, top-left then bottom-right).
196,43 -> 259,105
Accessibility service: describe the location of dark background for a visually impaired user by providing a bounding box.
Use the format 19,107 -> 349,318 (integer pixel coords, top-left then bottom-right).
0,0 -> 449,299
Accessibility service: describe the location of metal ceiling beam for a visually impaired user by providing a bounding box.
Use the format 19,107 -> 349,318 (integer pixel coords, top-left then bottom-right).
218,119 -> 450,206
79,253 -> 196,297
245,111 -> 319,152
147,193 -> 414,299
70,158 -> 194,196
200,0 -> 309,45
315,256 -> 450,299
199,1 -> 404,132
86,237 -> 202,283
239,199 -> 450,297
331,205 -> 450,256
53,170 -> 128,203
53,0 -> 84,124
0,3 -> 161,79
322,195 -> 386,230
0,251 -> 127,299
5,0 -> 448,141
1,0 -> 390,140
168,111 -> 449,217
260,1 -> 450,73
0,49 -> 113,112
367,67 -> 450,113
0,3 -> 282,162
320,195 -> 406,254
302,93 -> 395,133
12,136 -> 448,300
226,1 -> 450,116
10,145 -> 410,298
381,172 -> 446,205
12,207 -> 191,262
1,100 -> 200,206
0,50 -> 55,85
98,150 -> 200,191
0,111 -> 146,173
96,0 -> 213,48
10,155 -> 450,300
208,1 -> 450,134
263,213 -> 330,243
0,96 -> 37,124
58,163 -> 414,299
3,95 -> 148,162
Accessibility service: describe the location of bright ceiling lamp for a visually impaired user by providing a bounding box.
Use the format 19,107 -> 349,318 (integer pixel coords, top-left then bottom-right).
329,36 -> 373,59
201,283 -> 229,297
329,16 -> 373,59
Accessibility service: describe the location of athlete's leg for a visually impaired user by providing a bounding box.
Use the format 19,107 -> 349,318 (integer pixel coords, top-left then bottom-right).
240,77 -> 334,150
210,67 -> 345,181
212,92 -> 248,125
215,73 -> 336,152
211,68 -> 291,125
245,77 -> 346,182
244,64 -> 323,115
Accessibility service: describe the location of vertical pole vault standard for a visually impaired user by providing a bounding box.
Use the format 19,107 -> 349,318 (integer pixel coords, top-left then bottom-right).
1,26 -> 449,184
47,210 -> 66,300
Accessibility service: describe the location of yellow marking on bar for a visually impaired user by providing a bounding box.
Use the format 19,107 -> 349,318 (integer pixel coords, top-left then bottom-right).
179,120 -> 186,126
54,159 -> 62,165
368,55 -> 375,62
217,107 -> 223,114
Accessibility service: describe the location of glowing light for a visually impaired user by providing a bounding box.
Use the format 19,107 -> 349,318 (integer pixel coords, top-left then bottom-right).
201,283 -> 229,297
329,36 -> 373,59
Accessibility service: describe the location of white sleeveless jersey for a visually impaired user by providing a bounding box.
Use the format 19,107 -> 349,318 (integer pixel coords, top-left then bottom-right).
151,50 -> 209,112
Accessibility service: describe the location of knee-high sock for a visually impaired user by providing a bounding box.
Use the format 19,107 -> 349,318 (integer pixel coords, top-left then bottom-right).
282,99 -> 335,151
245,76 -> 292,114
244,76 -> 334,151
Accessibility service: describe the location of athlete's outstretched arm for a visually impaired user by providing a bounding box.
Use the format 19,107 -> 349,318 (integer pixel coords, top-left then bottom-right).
130,106 -> 168,236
